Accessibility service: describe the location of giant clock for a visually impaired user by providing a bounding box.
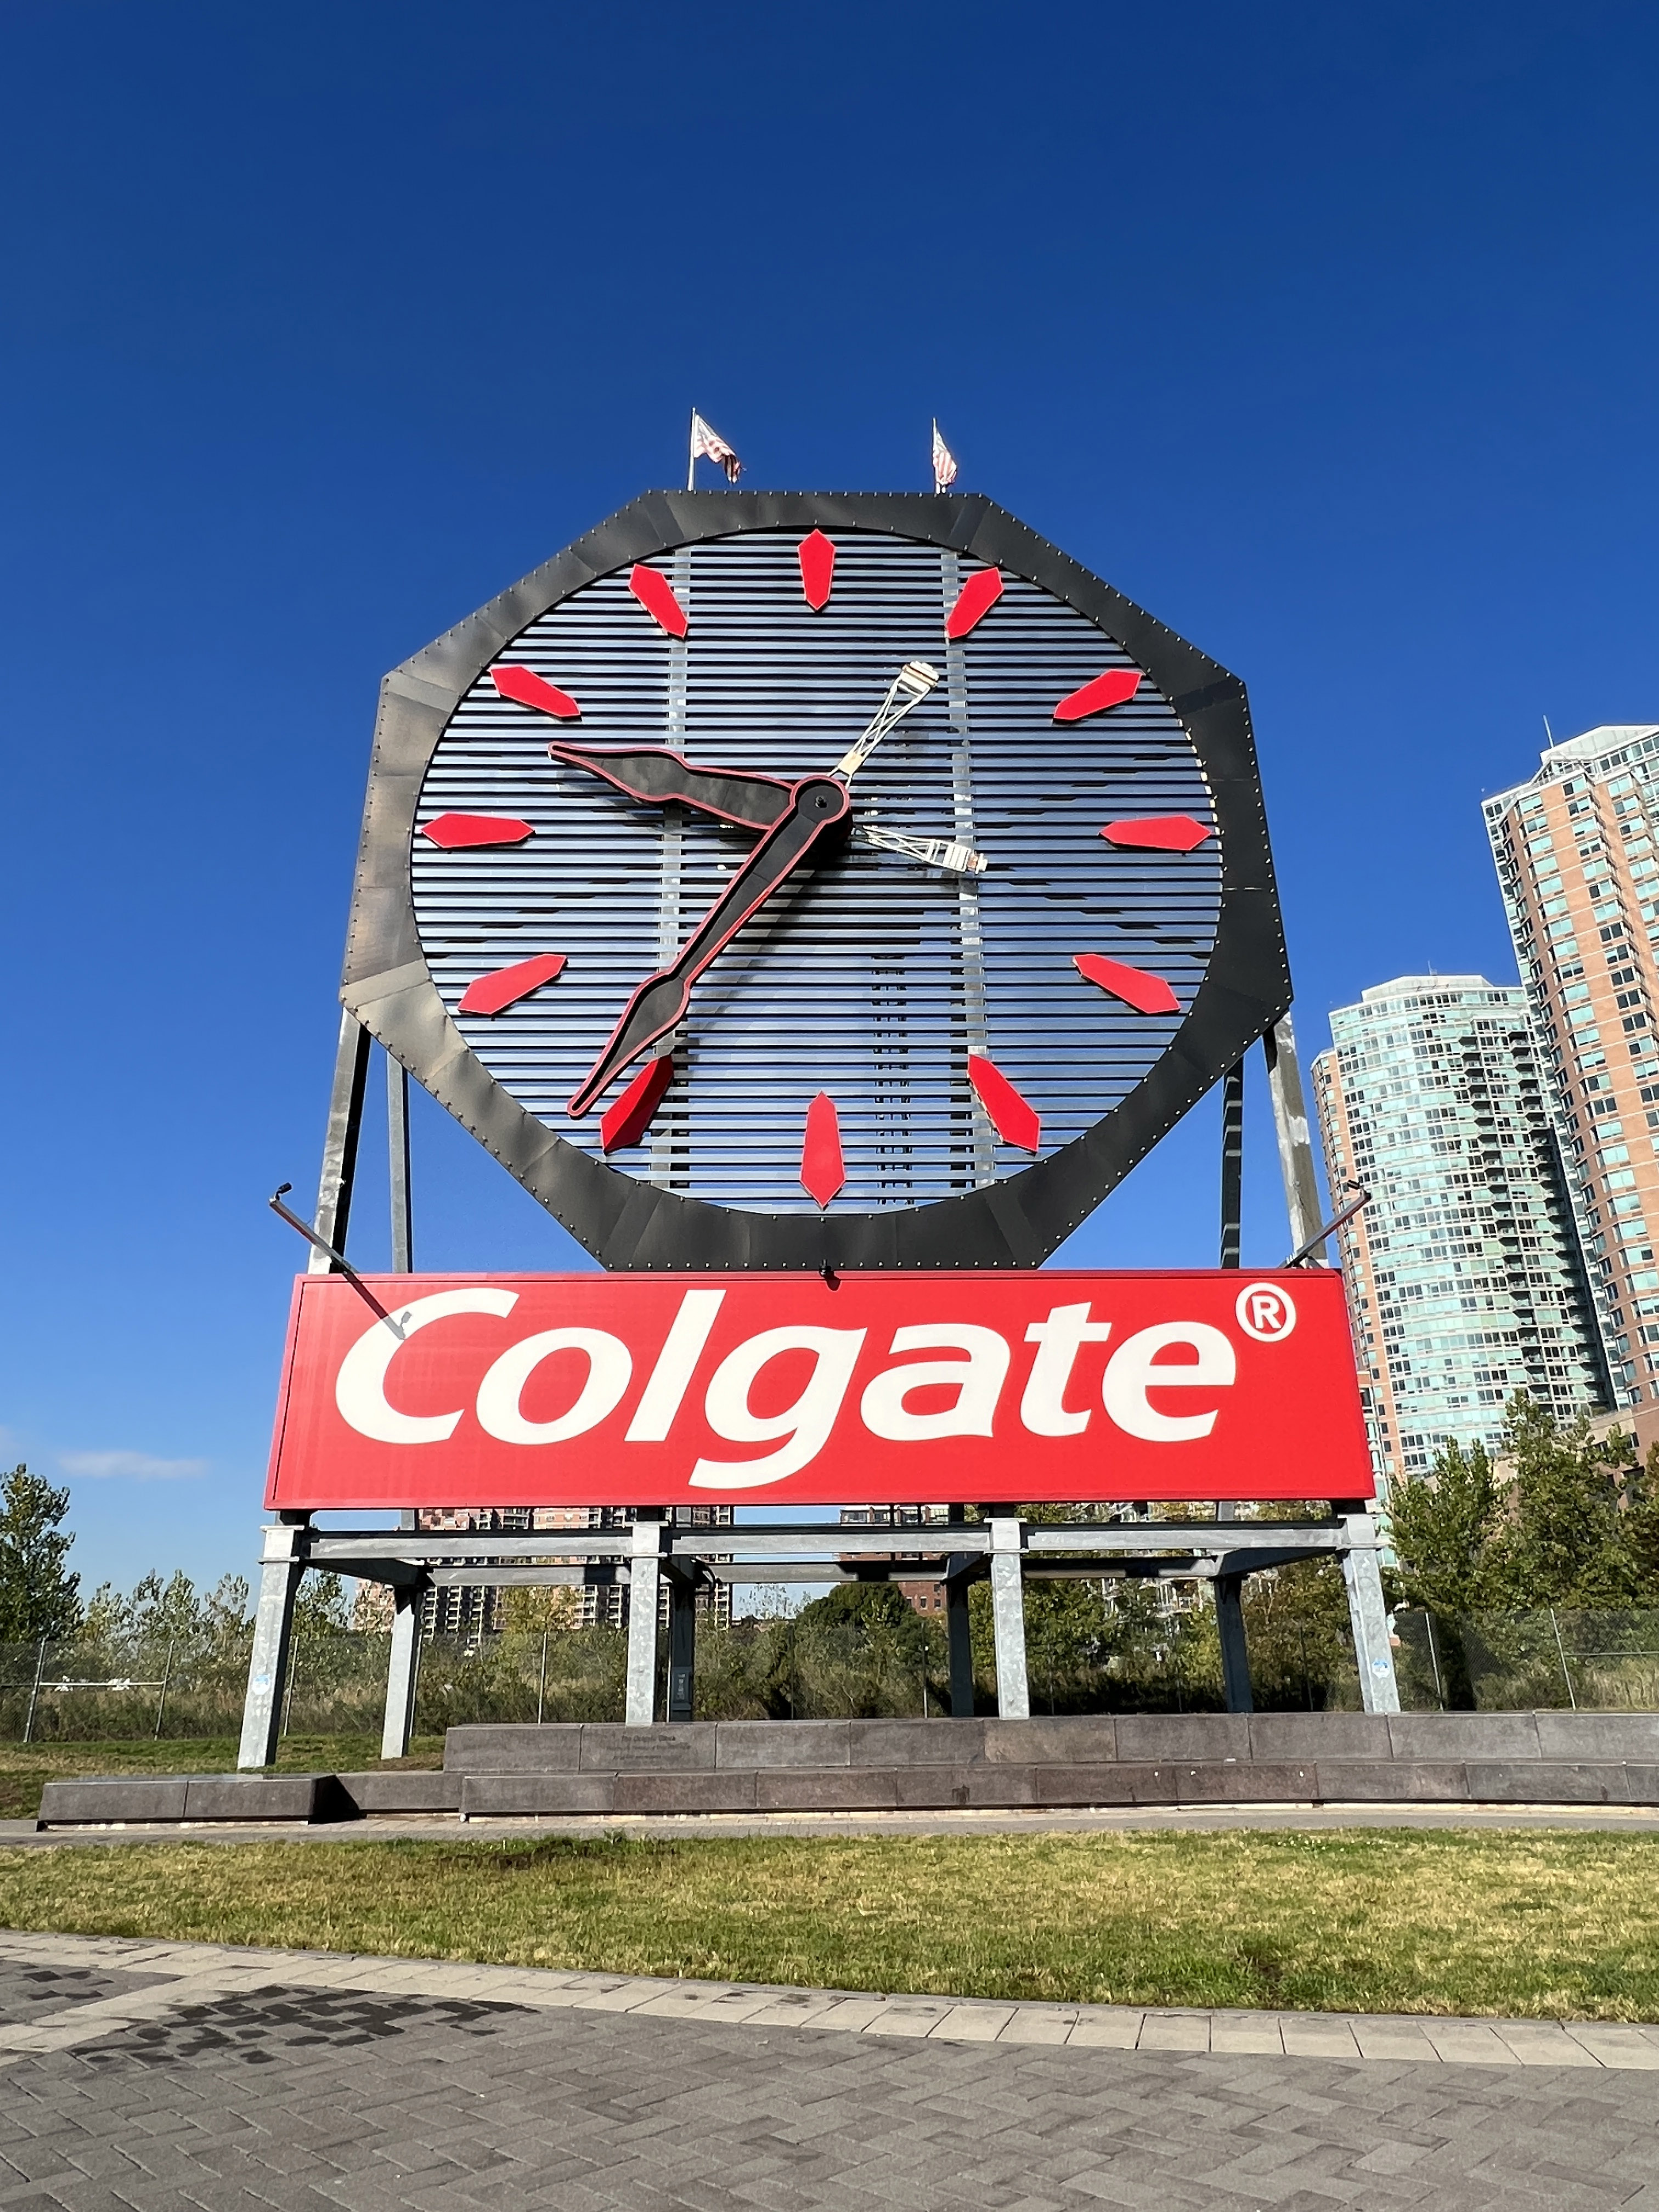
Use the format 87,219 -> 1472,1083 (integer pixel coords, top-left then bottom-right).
342,492 -> 1289,1268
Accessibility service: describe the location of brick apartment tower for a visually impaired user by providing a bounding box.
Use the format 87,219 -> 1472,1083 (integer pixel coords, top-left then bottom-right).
1484,723 -> 1659,1447
1312,978 -> 1607,1491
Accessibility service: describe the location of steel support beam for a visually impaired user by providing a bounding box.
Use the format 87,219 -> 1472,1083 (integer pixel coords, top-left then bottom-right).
387,1050 -> 413,1273
945,1556 -> 975,1718
1262,1014 -> 1325,1261
312,1011 -> 373,1268
626,1515 -> 665,1724
1220,1058 -> 1244,1268
665,1569 -> 697,1723
988,1515 -> 1029,1719
1215,1573 -> 1253,1713
1342,1513 -> 1401,1713
381,1585 -> 422,1759
237,1521 -> 307,1769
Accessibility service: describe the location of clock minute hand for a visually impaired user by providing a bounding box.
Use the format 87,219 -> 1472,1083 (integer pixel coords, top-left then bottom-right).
569,774 -> 852,1118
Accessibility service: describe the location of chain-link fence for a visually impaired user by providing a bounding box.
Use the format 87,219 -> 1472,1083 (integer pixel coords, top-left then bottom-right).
1392,1609 -> 1659,1712
5,1605 -> 1659,1744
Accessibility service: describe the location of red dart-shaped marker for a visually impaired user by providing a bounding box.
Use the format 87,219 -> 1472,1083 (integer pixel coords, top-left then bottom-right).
1074,953 -> 1180,1015
1054,668 -> 1141,723
601,1053 -> 674,1153
1101,815 -> 1212,853
491,665 -> 582,719
458,953 -> 567,1018
421,813 -> 534,849
967,1054 -> 1041,1152
629,564 -> 689,636
798,529 -> 835,610
800,1092 -> 847,1208
945,566 -> 1002,639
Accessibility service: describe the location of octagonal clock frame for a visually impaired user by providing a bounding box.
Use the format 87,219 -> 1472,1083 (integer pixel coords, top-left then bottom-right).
331,489 -> 1293,1272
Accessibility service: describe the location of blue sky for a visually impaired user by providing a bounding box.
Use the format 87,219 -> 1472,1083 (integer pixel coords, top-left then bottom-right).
2,1 -> 1657,1596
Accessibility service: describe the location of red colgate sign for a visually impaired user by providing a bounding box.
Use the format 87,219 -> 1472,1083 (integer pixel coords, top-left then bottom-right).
264,1269 -> 1372,1510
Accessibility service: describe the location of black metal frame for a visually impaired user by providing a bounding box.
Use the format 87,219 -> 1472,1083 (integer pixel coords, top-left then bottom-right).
340,490 -> 1291,1269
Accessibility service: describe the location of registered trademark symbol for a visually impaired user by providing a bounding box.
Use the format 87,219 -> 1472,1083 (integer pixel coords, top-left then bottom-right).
1235,1282 -> 1297,1342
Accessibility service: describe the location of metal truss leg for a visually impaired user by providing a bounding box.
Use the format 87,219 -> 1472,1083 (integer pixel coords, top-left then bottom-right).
945,1558 -> 975,1718
1216,1573 -> 1254,1714
237,1522 -> 308,1770
1341,1514 -> 1401,1713
1262,1014 -> 1325,1260
381,1585 -> 422,1759
626,1515 -> 665,1725
988,1516 -> 1030,1719
665,1570 -> 696,1723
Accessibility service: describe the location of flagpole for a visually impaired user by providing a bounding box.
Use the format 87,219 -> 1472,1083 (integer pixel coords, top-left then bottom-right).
687,408 -> 697,493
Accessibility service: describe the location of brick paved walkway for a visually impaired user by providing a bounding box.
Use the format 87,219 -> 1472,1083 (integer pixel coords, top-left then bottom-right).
0,1934 -> 1655,2208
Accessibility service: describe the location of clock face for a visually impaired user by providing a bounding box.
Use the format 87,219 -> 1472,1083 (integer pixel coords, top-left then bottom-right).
344,493 -> 1288,1269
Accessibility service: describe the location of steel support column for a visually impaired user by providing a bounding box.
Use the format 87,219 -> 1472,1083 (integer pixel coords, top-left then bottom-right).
625,1515 -> 665,1724
312,1011 -> 373,1268
387,1051 -> 413,1273
237,1521 -> 308,1769
665,1569 -> 697,1724
381,1585 -> 422,1758
988,1515 -> 1029,1719
1220,1058 -> 1244,1268
1262,1014 -> 1325,1260
1341,1513 -> 1401,1713
945,1559 -> 975,1718
1215,1573 -> 1253,1714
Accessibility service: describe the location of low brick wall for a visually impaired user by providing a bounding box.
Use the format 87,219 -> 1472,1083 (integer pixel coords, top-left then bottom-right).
34,1712 -> 1659,1826
441,1712 -> 1659,1815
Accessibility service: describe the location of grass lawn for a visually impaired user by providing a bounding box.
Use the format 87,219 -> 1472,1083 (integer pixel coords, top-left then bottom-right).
0,1738 -> 444,1821
1,1828 -> 1656,2021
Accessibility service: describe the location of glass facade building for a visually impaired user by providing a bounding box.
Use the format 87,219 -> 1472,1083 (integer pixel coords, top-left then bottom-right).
1312,977 -> 1607,1488
1483,725 -> 1659,1426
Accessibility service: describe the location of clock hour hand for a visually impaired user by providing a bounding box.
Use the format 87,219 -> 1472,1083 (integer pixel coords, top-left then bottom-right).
545,742 -> 793,831
833,660 -> 940,777
569,775 -> 852,1117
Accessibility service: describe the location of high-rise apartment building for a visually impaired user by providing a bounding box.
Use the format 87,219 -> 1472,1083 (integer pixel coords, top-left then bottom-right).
1484,725 -> 1659,1440
1312,977 -> 1607,1487
416,1504 -> 733,1638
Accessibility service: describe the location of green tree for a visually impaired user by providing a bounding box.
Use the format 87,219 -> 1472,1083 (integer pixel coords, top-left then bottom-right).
1486,1397 -> 1638,1610
0,1465 -> 81,1644
1388,1438 -> 1504,1616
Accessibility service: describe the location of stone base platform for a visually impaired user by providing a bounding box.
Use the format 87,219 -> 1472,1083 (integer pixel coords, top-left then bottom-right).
35,1711 -> 1659,1827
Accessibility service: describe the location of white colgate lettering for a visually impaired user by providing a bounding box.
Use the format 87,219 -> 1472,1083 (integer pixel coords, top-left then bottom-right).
860,1325 -> 1009,1441
691,1325 -> 866,1488
334,1289 -> 518,1443
1020,1304 -> 1113,1436
475,1328 -> 632,1444
1101,1322 -> 1236,1442
625,1289 -> 725,1441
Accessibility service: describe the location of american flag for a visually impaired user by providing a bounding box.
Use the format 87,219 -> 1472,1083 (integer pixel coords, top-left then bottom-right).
932,420 -> 958,492
689,411 -> 742,483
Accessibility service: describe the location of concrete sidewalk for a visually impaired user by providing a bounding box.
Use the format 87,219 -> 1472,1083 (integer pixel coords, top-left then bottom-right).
2,1928 -> 1656,2072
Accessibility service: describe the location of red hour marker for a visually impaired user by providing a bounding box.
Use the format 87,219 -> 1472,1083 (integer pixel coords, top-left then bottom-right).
458,952 -> 567,1018
967,1053 -> 1040,1152
800,1092 -> 847,1208
1073,953 -> 1180,1015
600,1053 -> 674,1153
421,813 -> 534,850
1102,815 -> 1212,853
1054,668 -> 1141,723
629,564 -> 689,637
798,529 -> 836,610
945,566 -> 1002,639
490,665 -> 582,719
